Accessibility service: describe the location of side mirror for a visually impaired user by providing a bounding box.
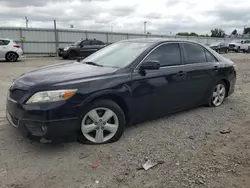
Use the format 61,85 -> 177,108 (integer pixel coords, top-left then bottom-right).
139,60 -> 160,70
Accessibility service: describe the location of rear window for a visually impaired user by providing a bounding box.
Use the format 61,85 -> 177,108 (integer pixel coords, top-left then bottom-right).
0,40 -> 10,45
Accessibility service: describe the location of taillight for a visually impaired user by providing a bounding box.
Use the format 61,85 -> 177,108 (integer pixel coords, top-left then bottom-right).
13,45 -> 20,48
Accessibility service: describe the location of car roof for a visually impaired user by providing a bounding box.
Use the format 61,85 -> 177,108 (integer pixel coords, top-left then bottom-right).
120,38 -> 200,44
0,38 -> 11,41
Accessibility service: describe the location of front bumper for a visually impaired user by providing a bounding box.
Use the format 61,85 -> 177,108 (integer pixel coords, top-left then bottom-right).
58,50 -> 64,57
61,51 -> 70,58
6,96 -> 80,143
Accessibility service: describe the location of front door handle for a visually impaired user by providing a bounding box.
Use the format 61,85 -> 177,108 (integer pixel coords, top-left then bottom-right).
177,71 -> 185,77
213,66 -> 219,71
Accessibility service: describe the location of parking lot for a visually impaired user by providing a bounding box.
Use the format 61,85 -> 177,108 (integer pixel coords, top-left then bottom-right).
0,54 -> 250,188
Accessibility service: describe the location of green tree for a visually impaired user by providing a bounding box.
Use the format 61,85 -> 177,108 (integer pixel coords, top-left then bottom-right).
176,32 -> 190,36
189,32 -> 198,36
176,32 -> 198,36
199,34 -> 209,37
232,29 -> 237,35
244,27 -> 250,34
211,28 -> 226,37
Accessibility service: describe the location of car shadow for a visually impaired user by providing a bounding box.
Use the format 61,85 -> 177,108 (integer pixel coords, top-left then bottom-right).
0,60 -> 22,63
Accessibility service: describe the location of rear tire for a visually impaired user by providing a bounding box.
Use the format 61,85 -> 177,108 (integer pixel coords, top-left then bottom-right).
208,81 -> 227,107
6,52 -> 18,62
78,100 -> 125,144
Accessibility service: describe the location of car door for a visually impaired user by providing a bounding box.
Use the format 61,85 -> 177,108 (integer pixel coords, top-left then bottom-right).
91,40 -> 103,54
129,42 -> 189,122
181,42 -> 220,107
79,40 -> 92,57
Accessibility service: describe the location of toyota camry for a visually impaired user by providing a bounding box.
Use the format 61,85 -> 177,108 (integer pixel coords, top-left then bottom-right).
6,39 -> 236,144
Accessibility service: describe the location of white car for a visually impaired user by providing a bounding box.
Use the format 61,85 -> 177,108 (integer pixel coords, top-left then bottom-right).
228,41 -> 241,52
228,40 -> 250,53
240,40 -> 250,52
0,38 -> 23,62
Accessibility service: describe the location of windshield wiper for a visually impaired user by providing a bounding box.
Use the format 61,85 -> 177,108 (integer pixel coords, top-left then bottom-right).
84,61 -> 103,67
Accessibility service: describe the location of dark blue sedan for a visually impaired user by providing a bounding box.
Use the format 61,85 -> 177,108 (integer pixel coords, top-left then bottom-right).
6,39 -> 236,144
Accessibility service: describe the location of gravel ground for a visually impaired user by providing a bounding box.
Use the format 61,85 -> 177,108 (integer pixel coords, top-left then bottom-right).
0,54 -> 250,188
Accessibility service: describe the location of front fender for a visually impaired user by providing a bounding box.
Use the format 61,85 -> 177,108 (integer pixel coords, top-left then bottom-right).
78,84 -> 132,107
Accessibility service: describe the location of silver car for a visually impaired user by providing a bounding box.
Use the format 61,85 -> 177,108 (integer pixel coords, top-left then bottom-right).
0,38 -> 23,62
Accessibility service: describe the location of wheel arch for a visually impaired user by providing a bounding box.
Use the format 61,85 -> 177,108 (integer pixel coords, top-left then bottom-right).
68,50 -> 79,57
221,79 -> 230,97
84,93 -> 130,124
5,51 -> 19,58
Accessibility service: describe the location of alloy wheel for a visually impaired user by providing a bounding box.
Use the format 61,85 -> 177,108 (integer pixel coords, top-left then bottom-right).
212,84 -> 226,106
81,107 -> 119,143
7,52 -> 17,62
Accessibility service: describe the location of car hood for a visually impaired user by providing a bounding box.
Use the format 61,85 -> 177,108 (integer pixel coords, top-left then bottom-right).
16,61 -> 118,86
210,45 -> 218,48
229,42 -> 240,45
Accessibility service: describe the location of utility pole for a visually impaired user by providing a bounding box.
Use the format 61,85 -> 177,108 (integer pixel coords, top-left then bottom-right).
144,21 -> 147,34
25,17 -> 29,28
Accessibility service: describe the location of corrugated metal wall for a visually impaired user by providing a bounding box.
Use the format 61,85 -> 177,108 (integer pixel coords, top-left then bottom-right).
0,27 -> 244,56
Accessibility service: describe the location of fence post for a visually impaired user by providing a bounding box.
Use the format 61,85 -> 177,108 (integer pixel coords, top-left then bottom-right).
85,31 -> 88,39
127,33 -> 129,39
54,20 -> 58,56
106,32 -> 109,44
19,28 -> 24,52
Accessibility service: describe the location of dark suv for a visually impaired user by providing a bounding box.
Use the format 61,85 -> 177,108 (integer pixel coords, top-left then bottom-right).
58,39 -> 106,60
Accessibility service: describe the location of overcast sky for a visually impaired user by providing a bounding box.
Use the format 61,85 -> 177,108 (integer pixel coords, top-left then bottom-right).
0,0 -> 249,35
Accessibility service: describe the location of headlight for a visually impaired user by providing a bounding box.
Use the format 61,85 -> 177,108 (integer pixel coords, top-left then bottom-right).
26,89 -> 77,104
64,47 -> 70,51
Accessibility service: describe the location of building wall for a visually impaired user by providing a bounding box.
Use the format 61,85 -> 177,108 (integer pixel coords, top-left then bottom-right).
0,27 -> 244,56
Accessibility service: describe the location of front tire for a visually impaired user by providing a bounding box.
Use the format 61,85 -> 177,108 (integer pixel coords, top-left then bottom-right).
208,81 -> 227,107
78,100 -> 125,144
68,51 -> 77,60
6,52 -> 18,62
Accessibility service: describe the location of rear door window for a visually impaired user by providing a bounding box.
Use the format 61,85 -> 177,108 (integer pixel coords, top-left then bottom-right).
183,43 -> 206,64
0,40 -> 5,45
3,40 -> 10,45
205,50 -> 217,62
0,40 -> 10,45
81,40 -> 91,46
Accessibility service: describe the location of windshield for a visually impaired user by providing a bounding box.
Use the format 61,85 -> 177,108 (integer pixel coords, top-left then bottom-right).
72,41 -> 81,46
82,41 -> 151,68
